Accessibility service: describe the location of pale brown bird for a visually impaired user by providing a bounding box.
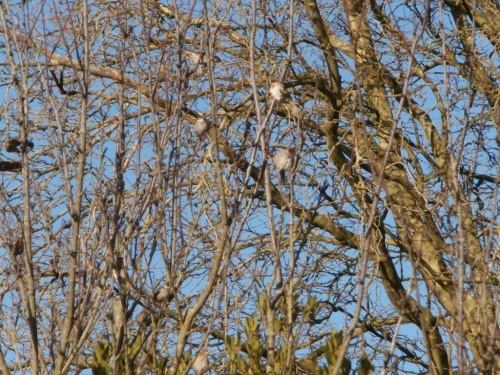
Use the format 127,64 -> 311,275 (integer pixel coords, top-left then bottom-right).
185,50 -> 220,66
154,282 -> 174,303
269,80 -> 285,101
136,307 -> 152,329
272,147 -> 296,183
194,116 -> 210,138
184,50 -> 206,65
192,348 -> 209,374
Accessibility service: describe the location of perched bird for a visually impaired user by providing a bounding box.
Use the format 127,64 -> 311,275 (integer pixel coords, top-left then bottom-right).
154,282 -> 174,303
295,357 -> 322,374
136,307 -> 152,329
269,80 -> 285,101
5,138 -> 33,153
184,50 -> 206,65
192,348 -> 209,375
194,116 -> 210,138
273,147 -> 296,184
185,50 -> 220,66
282,96 -> 301,117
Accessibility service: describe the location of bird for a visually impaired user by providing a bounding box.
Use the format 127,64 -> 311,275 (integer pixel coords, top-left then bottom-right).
296,357 -> 322,374
194,116 -> 210,138
273,147 -> 296,183
269,80 -> 285,101
136,307 -> 152,329
5,138 -> 33,153
184,50 -> 220,66
154,282 -> 174,303
184,50 -> 206,65
192,348 -> 209,374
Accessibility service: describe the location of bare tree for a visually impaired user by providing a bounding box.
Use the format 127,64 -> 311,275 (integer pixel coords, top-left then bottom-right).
0,0 -> 499,374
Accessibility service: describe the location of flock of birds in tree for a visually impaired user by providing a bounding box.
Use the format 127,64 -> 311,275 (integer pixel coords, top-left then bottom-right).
3,59 -> 297,188
1,52 -> 298,375
192,77 -> 296,188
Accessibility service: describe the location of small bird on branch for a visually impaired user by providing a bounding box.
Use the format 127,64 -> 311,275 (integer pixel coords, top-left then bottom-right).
272,147 -> 296,184
153,282 -> 175,304
194,115 -> 210,138
192,348 -> 209,374
269,79 -> 285,101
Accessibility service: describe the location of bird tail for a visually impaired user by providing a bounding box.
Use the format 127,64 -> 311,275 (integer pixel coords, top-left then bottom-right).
279,170 -> 286,185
